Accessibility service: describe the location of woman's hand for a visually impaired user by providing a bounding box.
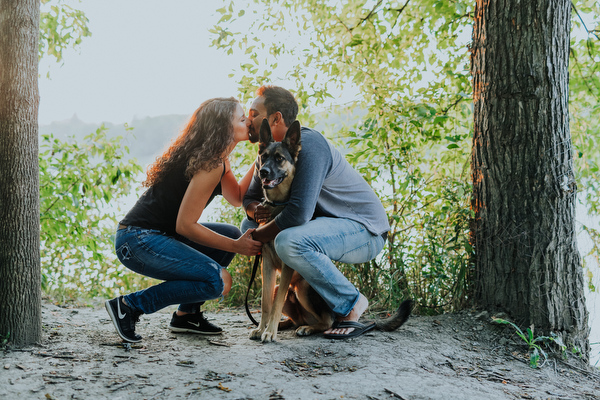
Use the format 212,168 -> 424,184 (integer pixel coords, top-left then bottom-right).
235,229 -> 263,256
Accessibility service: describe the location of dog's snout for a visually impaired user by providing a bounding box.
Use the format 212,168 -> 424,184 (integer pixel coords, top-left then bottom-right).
259,168 -> 269,178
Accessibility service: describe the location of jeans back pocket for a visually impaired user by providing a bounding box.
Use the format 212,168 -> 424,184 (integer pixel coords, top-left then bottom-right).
116,242 -> 146,274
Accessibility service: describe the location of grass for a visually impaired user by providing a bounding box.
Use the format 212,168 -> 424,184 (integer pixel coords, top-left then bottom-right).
0,332 -> 9,349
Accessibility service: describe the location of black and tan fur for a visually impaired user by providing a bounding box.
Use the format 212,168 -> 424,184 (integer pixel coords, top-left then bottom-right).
249,119 -> 412,342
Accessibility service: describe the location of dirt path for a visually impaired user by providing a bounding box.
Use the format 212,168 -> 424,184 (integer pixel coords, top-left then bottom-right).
1,300 -> 598,399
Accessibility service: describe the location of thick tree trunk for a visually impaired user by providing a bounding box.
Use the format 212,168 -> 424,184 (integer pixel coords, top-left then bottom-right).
471,0 -> 589,358
0,0 -> 41,345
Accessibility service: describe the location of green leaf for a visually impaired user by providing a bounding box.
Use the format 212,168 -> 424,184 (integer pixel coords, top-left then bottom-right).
527,327 -> 534,343
529,348 -> 540,368
218,13 -> 233,23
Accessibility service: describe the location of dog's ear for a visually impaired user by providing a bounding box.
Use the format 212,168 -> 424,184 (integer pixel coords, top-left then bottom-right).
282,120 -> 302,159
259,118 -> 273,153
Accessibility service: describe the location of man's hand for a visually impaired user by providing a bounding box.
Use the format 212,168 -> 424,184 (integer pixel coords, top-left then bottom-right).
252,220 -> 281,244
247,201 -> 271,224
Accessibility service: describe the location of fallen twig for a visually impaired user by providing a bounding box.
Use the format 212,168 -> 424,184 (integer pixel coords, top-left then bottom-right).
109,382 -> 135,392
556,358 -> 600,379
208,339 -> 230,347
42,373 -> 86,382
384,387 -> 408,399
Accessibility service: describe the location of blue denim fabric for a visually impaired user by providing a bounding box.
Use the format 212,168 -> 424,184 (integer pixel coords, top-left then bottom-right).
115,223 -> 241,314
240,217 -> 258,234
243,216 -> 385,317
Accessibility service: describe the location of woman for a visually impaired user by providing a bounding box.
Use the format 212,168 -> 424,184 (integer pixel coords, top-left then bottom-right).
105,97 -> 262,343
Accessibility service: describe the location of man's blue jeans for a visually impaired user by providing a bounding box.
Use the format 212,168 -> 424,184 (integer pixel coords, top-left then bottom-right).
241,216 -> 385,316
115,224 -> 240,314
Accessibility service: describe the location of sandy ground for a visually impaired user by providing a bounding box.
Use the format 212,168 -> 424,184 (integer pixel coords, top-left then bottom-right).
1,300 -> 599,400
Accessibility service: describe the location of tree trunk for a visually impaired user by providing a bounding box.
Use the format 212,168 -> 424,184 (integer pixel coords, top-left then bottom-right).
0,0 -> 41,345
471,0 -> 589,358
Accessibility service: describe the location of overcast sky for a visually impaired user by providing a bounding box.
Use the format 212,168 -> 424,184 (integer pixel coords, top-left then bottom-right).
38,1 -> 244,125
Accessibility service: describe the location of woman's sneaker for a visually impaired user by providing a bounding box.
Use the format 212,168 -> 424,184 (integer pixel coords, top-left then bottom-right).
169,311 -> 223,335
105,296 -> 143,343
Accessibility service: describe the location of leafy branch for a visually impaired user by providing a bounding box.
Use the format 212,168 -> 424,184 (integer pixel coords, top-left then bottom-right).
572,2 -> 600,41
39,127 -> 144,299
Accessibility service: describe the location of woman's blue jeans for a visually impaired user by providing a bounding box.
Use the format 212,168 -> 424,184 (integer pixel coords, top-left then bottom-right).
241,216 -> 385,317
115,223 -> 241,314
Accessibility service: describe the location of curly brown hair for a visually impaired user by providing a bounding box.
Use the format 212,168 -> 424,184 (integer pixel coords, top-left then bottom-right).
143,97 -> 239,187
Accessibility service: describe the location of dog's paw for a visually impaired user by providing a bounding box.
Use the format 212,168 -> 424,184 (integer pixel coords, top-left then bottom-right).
295,325 -> 315,336
261,330 -> 277,343
249,328 -> 263,340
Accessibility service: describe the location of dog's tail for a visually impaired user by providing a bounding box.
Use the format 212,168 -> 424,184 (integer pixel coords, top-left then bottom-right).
374,299 -> 413,332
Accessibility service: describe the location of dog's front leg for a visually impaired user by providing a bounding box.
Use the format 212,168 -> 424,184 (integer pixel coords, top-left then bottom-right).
261,264 -> 294,342
249,249 -> 277,340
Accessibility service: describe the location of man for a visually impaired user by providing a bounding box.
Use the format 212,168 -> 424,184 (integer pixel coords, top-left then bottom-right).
243,85 -> 389,338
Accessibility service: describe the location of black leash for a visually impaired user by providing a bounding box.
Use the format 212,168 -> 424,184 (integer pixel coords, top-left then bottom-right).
245,254 -> 261,326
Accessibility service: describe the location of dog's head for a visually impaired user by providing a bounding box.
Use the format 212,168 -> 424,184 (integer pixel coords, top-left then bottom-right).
257,119 -> 301,203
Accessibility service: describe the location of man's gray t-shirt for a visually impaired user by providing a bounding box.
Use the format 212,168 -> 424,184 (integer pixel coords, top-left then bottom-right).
244,127 -> 389,237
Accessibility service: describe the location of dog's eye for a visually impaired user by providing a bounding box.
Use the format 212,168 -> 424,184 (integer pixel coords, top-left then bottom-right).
275,154 -> 283,162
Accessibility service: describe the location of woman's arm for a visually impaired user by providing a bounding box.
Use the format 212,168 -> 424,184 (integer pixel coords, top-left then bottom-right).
176,166 -> 261,256
220,158 -> 256,207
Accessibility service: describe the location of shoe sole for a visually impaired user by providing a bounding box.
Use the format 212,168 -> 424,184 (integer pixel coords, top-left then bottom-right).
168,326 -> 223,335
105,300 -> 142,343
323,321 -> 376,340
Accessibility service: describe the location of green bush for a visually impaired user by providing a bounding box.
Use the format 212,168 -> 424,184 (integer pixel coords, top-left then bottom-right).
39,126 -> 149,301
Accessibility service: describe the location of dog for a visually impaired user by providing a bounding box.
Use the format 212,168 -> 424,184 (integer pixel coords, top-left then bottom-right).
249,118 -> 412,342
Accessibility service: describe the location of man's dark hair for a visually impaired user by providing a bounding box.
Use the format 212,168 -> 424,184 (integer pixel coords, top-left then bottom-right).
256,85 -> 298,127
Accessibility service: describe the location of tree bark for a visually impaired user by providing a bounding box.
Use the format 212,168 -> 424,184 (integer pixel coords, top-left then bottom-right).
0,0 -> 41,345
471,0 -> 589,358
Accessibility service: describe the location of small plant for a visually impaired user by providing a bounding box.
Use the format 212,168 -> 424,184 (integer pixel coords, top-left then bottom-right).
0,332 -> 10,349
492,317 -> 561,368
570,345 -> 583,358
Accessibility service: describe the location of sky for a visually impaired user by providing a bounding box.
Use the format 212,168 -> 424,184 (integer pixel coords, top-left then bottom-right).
38,1 -> 597,126
38,0 -> 245,125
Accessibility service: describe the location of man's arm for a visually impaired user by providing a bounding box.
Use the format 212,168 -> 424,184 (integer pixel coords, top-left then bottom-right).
271,129 -> 332,229
251,219 -> 281,243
